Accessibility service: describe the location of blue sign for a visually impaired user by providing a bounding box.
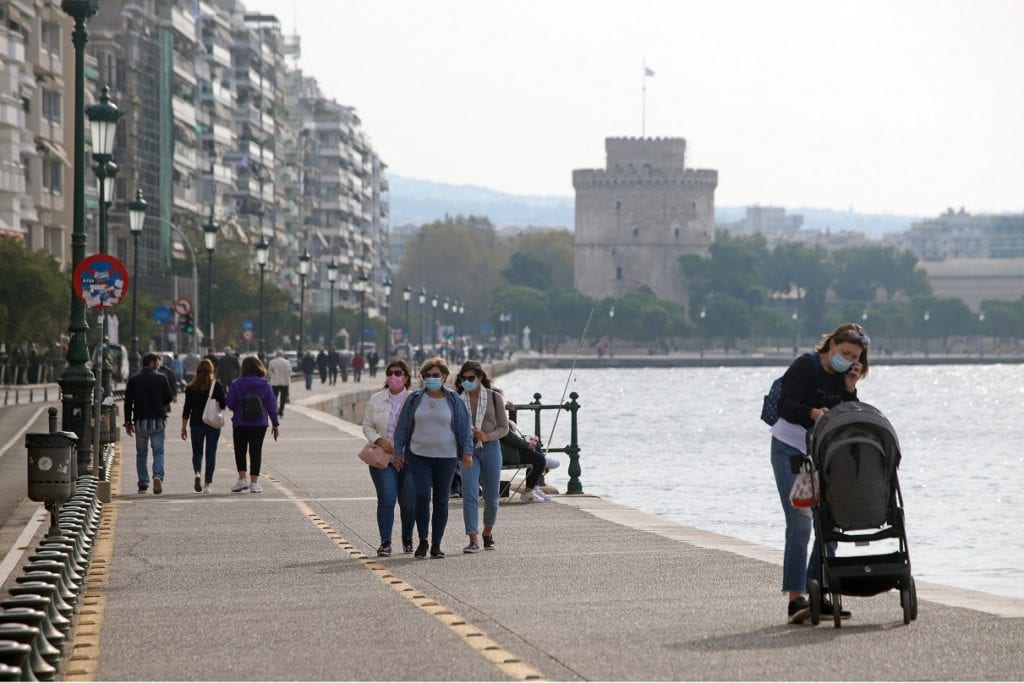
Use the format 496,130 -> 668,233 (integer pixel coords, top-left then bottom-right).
364,326 -> 374,338
480,323 -> 494,335
242,320 -> 254,332
153,305 -> 173,325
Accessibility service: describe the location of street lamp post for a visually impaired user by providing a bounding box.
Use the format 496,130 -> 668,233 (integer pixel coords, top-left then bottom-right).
792,311 -> 799,357
418,287 -> 426,351
430,294 -> 438,352
977,312 -> 986,356
255,238 -> 269,361
608,306 -> 615,358
149,217 -> 201,355
326,258 -> 339,350
297,249 -> 311,359
382,279 -> 393,358
202,206 -> 218,348
442,297 -> 450,357
402,285 -> 412,348
922,310 -> 930,358
355,271 -> 369,354
127,190 -> 147,376
699,306 -> 706,358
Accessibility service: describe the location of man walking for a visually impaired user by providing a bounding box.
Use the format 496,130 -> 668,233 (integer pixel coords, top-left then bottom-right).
124,353 -> 174,494
301,351 -> 315,390
217,346 -> 240,386
268,349 -> 292,418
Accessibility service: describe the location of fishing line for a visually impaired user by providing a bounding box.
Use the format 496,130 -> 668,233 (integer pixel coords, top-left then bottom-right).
542,306 -> 595,454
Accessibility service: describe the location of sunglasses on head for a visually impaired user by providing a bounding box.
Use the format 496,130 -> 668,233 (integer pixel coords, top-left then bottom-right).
423,372 -> 443,379
385,369 -> 404,377
838,330 -> 871,347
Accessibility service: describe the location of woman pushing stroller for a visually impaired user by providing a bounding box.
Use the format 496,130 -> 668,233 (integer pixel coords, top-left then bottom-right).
769,322 -> 870,624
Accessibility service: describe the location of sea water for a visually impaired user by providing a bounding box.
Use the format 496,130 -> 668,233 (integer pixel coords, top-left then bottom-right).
498,364 -> 1024,600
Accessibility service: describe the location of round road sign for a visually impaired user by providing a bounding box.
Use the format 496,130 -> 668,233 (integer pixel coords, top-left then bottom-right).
73,254 -> 129,309
174,297 -> 193,316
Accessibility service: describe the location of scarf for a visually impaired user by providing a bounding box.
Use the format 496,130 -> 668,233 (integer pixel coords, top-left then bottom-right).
461,386 -> 489,449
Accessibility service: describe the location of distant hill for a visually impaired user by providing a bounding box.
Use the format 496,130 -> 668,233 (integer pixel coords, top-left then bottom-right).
387,174 -> 923,238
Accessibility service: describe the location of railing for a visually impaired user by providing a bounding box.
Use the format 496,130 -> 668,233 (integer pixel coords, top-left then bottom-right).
510,391 -> 582,494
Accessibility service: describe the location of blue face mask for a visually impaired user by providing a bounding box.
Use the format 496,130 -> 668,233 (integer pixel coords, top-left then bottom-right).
830,353 -> 852,374
423,377 -> 443,391
461,380 -> 478,392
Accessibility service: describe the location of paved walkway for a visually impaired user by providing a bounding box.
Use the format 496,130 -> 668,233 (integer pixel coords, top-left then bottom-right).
43,379 -> 1021,681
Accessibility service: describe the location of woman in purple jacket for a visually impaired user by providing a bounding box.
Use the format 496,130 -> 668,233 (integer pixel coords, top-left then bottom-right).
226,356 -> 280,493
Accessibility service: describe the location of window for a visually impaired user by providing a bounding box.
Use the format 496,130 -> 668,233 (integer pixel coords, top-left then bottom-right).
632,228 -> 639,237
43,159 -> 63,194
42,90 -> 61,124
41,22 -> 62,56
616,266 -> 623,280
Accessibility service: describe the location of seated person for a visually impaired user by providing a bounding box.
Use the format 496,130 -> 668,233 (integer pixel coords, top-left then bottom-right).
499,418 -> 551,502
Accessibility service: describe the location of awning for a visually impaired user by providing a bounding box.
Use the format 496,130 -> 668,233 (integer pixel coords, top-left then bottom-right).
35,136 -> 71,168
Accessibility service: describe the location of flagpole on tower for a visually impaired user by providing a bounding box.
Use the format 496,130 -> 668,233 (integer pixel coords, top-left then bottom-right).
642,60 -> 654,137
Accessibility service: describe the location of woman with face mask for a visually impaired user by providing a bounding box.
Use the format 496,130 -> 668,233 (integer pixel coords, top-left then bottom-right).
362,358 -> 416,557
393,357 -> 474,559
771,322 -> 870,625
454,360 -> 509,553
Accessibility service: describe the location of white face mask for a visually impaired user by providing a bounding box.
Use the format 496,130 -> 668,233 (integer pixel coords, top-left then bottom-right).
830,353 -> 852,373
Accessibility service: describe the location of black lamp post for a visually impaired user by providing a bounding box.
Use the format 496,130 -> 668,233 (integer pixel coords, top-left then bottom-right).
442,297 -> 450,357
255,238 -> 269,360
382,278 -> 392,358
355,270 -> 369,354
60,0 -> 100,487
922,310 -> 930,358
402,285 -> 411,348
418,287 -> 426,351
127,190 -> 146,376
699,306 -> 706,358
430,294 -> 438,352
326,258 -> 339,349
202,206 -> 218,348
792,311 -> 799,357
297,249 -> 311,359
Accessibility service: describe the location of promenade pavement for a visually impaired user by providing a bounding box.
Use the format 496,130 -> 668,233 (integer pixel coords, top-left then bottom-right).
4,374 -> 1024,680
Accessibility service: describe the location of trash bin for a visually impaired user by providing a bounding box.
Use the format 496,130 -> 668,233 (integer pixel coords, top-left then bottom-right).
100,401 -> 118,445
25,431 -> 78,503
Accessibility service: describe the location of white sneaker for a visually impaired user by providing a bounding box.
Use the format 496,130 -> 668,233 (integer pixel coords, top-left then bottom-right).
202,483 -> 210,493
532,486 -> 552,501
520,489 -> 545,503
545,456 -> 560,469
231,478 -> 249,493
249,483 -> 263,493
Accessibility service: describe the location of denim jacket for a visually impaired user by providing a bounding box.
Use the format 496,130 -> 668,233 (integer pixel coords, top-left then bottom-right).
393,387 -> 473,461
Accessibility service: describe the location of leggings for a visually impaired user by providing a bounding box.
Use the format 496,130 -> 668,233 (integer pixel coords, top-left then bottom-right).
233,425 -> 267,476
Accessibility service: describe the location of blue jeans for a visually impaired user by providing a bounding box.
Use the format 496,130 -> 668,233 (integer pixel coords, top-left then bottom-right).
190,423 -> 220,484
135,418 -> 166,489
461,440 -> 502,535
771,437 -> 822,593
407,453 -> 457,545
369,463 -> 415,545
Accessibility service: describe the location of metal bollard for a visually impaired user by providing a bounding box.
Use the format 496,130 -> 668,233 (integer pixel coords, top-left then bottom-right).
0,635 -> 35,682
19,563 -> 76,607
0,601 -> 62,658
12,577 -> 72,618
3,589 -> 67,641
0,613 -> 58,679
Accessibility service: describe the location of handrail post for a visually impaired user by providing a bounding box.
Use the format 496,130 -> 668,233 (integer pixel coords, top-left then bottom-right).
531,392 -> 542,442
565,391 -> 582,494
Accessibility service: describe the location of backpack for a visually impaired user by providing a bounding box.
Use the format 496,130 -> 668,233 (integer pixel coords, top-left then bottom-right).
242,392 -> 264,420
760,352 -> 818,426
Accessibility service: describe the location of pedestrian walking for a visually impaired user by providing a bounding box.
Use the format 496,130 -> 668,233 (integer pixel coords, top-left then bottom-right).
124,353 -> 174,494
180,358 -> 226,493
328,346 -> 340,385
217,346 -> 240,386
770,322 -> 869,624
156,355 -> 178,414
301,351 -> 315,390
268,349 -> 292,418
225,356 -> 280,494
454,360 -> 509,552
181,351 -> 200,383
393,357 -> 474,559
316,349 -> 328,384
339,349 -> 351,382
362,357 -> 415,556
352,351 -> 364,383
367,349 -> 380,378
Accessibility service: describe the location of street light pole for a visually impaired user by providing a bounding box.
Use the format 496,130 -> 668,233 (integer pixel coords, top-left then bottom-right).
60,0 -> 102,475
202,206 -> 218,349
127,190 -> 147,376
608,306 -> 615,358
255,239 -> 269,360
383,279 -> 392,358
418,287 -> 426,351
792,311 -> 799,357
430,294 -> 438,352
297,249 -> 311,359
699,306 -> 706,358
922,310 -> 930,358
402,285 -> 412,350
355,270 -> 369,354
327,258 -> 339,350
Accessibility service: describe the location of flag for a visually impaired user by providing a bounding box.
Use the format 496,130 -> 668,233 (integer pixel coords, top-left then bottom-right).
644,66 -> 655,77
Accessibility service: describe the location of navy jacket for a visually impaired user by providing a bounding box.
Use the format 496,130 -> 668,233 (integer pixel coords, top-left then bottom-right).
393,387 -> 474,460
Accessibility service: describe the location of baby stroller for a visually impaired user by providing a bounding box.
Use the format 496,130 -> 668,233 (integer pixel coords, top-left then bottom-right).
805,401 -> 917,627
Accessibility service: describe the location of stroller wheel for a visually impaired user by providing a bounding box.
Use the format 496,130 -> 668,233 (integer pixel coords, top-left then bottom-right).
902,575 -> 918,624
808,580 -> 822,626
832,592 -> 842,628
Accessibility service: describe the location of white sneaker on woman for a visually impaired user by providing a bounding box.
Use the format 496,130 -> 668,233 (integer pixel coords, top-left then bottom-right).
532,486 -> 552,501
231,478 -> 249,493
249,483 -> 263,494
520,489 -> 546,503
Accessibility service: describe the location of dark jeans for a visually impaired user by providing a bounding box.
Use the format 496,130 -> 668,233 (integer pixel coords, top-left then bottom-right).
233,425 -> 267,476
304,371 -> 313,390
369,463 -> 415,545
272,385 -> 289,415
516,447 -> 546,489
407,453 -> 458,545
190,422 -> 220,484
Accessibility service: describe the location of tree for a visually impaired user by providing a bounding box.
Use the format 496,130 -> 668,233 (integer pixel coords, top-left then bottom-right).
489,285 -> 549,334
502,252 -> 552,290
705,292 -> 753,352
0,237 -> 70,349
762,242 -> 832,308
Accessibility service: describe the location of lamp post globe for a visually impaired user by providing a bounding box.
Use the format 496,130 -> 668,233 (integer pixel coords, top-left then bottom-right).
297,249 -> 311,359
202,206 -> 218,346
326,258 -> 339,351
255,238 -> 269,360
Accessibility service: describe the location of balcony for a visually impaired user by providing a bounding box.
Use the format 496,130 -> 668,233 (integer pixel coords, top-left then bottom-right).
1,29 -> 25,63
206,42 -> 231,68
0,95 -> 22,128
173,59 -> 198,86
0,161 -> 26,195
168,6 -> 198,42
173,144 -> 198,171
171,97 -> 197,127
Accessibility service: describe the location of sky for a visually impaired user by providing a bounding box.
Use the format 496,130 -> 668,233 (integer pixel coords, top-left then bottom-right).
246,0 -> 1024,216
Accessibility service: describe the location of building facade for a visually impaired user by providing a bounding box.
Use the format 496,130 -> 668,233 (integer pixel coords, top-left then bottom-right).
573,137 -> 717,304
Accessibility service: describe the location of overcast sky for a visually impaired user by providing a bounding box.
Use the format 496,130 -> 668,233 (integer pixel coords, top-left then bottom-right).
246,0 -> 1024,216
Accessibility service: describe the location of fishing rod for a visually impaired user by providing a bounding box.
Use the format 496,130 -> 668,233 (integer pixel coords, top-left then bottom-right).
541,306 -> 595,456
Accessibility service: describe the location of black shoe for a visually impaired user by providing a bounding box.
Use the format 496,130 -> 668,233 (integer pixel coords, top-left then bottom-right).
194,476 -> 202,493
402,540 -> 414,554
429,544 -> 445,559
377,543 -> 392,557
788,597 -> 811,624
137,486 -> 148,494
482,534 -> 495,550
153,478 -> 163,495
821,599 -> 852,619
414,540 -> 429,559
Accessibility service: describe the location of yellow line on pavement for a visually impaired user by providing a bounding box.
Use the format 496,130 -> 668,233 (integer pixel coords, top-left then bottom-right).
264,474 -> 547,681
64,444 -> 122,682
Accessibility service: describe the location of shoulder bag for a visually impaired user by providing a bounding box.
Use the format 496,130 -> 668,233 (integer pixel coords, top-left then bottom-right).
358,443 -> 390,469
201,381 -> 225,429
